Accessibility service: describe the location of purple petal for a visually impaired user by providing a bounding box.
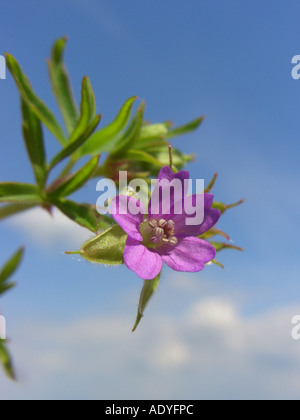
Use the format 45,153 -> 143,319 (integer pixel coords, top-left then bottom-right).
124,237 -> 163,280
111,195 -> 144,241
157,166 -> 190,183
162,236 -> 216,272
148,166 -> 190,220
173,193 -> 220,237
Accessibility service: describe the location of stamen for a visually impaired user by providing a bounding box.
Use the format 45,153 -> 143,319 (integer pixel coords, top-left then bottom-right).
158,219 -> 167,228
153,227 -> 164,238
169,237 -> 178,246
148,218 -> 178,247
149,219 -> 158,228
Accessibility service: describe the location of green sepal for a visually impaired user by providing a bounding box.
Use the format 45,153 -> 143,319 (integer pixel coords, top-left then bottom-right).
212,199 -> 244,215
209,241 -> 244,252
73,225 -> 127,265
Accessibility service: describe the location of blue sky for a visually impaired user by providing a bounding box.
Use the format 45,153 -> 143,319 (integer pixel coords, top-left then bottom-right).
1,0 -> 300,400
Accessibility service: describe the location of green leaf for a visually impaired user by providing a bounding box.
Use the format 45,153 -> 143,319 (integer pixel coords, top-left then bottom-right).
0,203 -> 36,221
49,114 -> 101,170
0,247 -> 24,289
0,340 -> 15,380
125,149 -> 163,168
212,199 -> 245,215
21,99 -> 47,189
47,37 -> 78,134
5,53 -> 67,145
0,183 -> 41,204
79,96 -> 138,155
69,76 -> 96,142
139,122 -> 170,141
112,102 -> 145,156
68,224 -> 127,265
132,273 -> 161,332
48,155 -> 99,198
166,116 -> 205,139
209,241 -> 244,252
54,199 -> 99,232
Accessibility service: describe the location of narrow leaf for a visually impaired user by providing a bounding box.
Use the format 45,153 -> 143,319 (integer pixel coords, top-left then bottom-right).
21,99 -> 47,188
5,53 -> 67,144
69,76 -> 96,142
0,203 -> 36,220
132,273 -> 161,332
48,155 -> 99,198
79,96 -> 138,155
54,199 -> 99,232
48,37 -> 78,134
49,114 -> 101,170
0,183 -> 41,203
112,102 -> 145,156
166,116 -> 205,139
0,340 -> 15,380
0,247 -> 24,286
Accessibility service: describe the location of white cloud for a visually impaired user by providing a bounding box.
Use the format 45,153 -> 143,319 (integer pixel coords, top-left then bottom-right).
1,292 -> 300,400
7,207 -> 92,250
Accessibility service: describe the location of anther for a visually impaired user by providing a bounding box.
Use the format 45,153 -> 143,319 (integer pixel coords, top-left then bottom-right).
158,219 -> 167,228
148,219 -> 158,228
169,237 -> 178,246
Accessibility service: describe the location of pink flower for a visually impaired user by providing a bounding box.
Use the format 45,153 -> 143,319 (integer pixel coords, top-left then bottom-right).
112,166 -> 220,280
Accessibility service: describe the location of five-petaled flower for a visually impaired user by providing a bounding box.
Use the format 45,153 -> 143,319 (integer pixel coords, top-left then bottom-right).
112,166 -> 220,280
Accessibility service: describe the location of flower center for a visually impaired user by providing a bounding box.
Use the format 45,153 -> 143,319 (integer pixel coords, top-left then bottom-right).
140,218 -> 177,248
